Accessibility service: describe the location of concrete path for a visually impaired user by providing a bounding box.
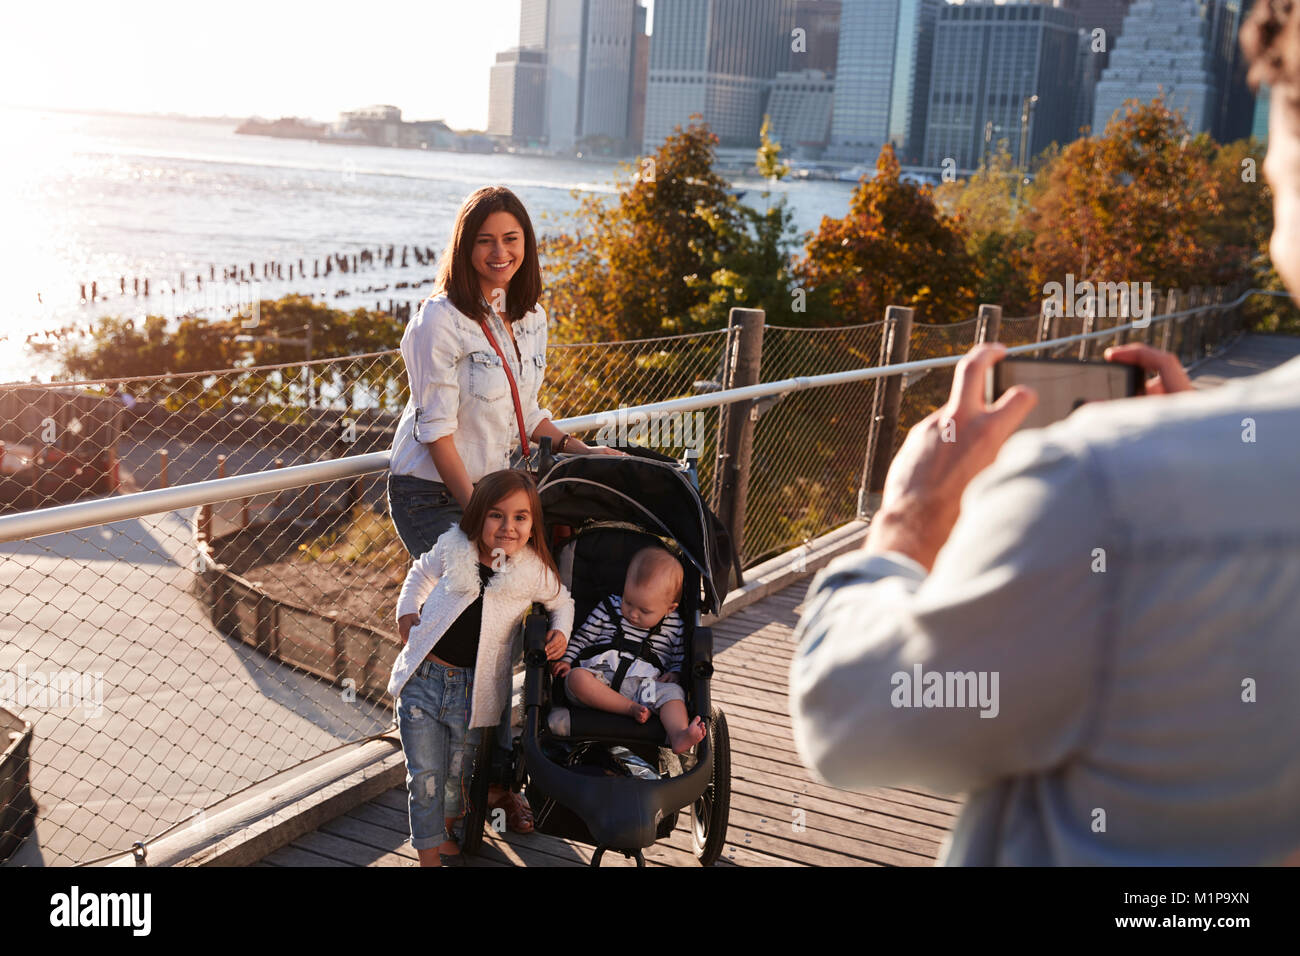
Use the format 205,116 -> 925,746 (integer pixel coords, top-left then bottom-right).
0,508 -> 391,866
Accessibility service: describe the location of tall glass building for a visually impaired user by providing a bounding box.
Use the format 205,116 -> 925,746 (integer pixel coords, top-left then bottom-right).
545,0 -> 637,152
924,0 -> 1080,172
642,0 -> 796,152
827,0 -> 939,166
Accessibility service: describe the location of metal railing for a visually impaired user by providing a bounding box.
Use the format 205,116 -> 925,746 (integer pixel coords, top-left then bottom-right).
0,284 -> 1264,866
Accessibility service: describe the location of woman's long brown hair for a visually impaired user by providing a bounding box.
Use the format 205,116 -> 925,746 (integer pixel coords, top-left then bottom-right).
459,469 -> 560,597
434,185 -> 541,323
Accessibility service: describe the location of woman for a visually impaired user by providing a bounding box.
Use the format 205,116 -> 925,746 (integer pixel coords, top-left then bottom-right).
387,184 -> 621,834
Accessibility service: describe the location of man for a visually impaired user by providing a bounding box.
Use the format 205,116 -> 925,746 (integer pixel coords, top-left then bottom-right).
788,3 -> 1300,865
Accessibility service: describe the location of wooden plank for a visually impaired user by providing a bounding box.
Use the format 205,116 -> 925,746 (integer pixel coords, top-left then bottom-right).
259,844 -> 349,867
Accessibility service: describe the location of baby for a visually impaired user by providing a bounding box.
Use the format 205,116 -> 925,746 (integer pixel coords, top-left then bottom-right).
551,545 -> 708,754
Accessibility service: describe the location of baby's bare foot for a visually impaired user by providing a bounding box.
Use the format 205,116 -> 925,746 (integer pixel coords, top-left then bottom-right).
669,716 -> 707,754
625,701 -> 651,723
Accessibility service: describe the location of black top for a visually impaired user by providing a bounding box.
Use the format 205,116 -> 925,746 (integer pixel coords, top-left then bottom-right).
429,562 -> 495,668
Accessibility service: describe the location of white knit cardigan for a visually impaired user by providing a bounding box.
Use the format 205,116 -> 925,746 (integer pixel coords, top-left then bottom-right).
388,525 -> 574,728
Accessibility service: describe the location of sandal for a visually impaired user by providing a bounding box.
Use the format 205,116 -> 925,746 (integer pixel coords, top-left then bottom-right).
488,790 -> 535,833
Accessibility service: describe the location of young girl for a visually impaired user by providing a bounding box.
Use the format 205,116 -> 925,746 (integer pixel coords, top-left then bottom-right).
387,469 -> 573,867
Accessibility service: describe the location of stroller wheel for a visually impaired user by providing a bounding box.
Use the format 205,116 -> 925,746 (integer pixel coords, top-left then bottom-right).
691,706 -> 731,866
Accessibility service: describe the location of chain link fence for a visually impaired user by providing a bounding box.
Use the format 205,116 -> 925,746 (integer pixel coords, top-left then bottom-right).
0,286 -> 1253,865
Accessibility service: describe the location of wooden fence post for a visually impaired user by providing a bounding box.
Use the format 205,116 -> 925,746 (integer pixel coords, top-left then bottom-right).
1079,313 -> 1097,361
1036,301 -> 1060,355
159,449 -> 169,489
974,304 -> 1002,344
1160,289 -> 1179,353
859,305 -> 914,517
711,307 -> 765,566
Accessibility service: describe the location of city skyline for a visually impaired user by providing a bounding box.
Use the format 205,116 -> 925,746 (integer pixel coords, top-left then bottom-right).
0,0 -> 658,131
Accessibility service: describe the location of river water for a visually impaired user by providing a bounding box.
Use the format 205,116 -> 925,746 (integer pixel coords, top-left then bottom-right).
0,105 -> 858,384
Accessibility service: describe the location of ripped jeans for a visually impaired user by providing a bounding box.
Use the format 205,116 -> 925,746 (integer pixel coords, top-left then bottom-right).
395,657 -> 484,850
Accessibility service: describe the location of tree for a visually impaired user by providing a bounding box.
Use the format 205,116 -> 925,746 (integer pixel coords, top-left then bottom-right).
796,144 -> 979,326
1024,97 -> 1225,295
541,118 -> 740,342
686,115 -> 801,329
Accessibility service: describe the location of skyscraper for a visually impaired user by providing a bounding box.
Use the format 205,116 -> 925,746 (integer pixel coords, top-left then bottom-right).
546,0 -> 637,153
1205,0 -> 1257,142
827,0 -> 939,165
1092,0 -> 1219,135
642,0 -> 797,152
520,0 -> 551,49
924,0 -> 1080,171
791,0 -> 842,73
488,48 -> 548,143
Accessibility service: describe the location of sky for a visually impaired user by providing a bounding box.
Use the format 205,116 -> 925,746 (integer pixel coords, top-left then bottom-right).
0,0 -> 651,131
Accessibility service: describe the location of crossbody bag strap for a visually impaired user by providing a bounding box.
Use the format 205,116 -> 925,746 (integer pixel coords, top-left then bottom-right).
477,316 -> 532,461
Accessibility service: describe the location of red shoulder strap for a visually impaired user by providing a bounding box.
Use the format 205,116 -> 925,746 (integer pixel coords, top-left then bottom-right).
477,317 -> 532,460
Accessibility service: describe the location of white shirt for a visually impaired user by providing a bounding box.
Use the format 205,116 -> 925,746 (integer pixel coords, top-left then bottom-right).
389,293 -> 553,484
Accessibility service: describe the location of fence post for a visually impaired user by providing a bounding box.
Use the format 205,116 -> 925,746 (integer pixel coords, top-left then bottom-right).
1187,287 -> 1204,362
1078,313 -> 1096,361
1160,289 -> 1180,353
159,449 -> 169,489
974,304 -> 1002,344
859,305 -> 914,517
1036,301 -> 1059,355
711,307 -> 764,565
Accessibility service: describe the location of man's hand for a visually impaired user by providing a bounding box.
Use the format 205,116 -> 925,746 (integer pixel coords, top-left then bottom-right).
398,613 -> 420,644
551,660 -> 571,678
866,343 -> 1037,572
1103,343 -> 1193,395
544,629 -> 568,660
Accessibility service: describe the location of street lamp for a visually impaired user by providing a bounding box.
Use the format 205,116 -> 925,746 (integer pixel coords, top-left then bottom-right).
1017,94 -> 1039,203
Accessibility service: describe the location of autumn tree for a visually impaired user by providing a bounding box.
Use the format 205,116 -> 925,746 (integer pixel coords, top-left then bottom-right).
1023,97 -> 1226,294
795,143 -> 979,326
541,118 -> 739,343
686,114 -> 801,329
935,140 -> 1038,313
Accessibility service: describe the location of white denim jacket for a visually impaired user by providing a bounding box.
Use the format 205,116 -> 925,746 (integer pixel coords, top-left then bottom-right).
389,525 -> 574,728
389,294 -> 552,484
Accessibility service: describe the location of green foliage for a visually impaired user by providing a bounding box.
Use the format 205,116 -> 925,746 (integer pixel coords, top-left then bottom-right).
60,296 -> 408,415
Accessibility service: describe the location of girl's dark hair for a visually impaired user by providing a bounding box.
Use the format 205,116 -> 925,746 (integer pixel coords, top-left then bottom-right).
434,185 -> 541,323
460,469 -> 560,596
1243,0 -> 1300,96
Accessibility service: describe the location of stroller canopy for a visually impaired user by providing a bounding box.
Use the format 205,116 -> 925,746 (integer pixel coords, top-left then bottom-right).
536,450 -> 739,614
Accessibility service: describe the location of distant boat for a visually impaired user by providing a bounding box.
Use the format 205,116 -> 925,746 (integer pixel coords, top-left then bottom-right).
235,117 -> 328,141
835,165 -> 874,183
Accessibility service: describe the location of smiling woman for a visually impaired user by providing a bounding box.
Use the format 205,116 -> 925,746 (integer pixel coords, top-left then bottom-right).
383,184 -> 623,857
385,184 -> 620,555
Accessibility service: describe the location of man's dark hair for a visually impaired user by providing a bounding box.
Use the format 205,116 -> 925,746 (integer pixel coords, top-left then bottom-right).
1242,0 -> 1300,94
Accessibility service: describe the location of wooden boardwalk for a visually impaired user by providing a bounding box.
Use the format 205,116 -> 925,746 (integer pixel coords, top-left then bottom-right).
257,579 -> 963,867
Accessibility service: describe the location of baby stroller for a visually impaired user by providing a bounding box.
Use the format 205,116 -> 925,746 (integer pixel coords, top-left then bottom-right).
461,447 -> 740,866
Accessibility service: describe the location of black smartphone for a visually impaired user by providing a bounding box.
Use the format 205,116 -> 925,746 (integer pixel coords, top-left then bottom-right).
986,357 -> 1144,431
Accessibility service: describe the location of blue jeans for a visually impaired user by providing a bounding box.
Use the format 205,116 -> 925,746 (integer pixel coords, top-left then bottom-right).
395,658 -> 485,850
387,472 -> 463,560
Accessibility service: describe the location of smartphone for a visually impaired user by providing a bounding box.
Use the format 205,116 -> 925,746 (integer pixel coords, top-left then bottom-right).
986,357 -> 1144,431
